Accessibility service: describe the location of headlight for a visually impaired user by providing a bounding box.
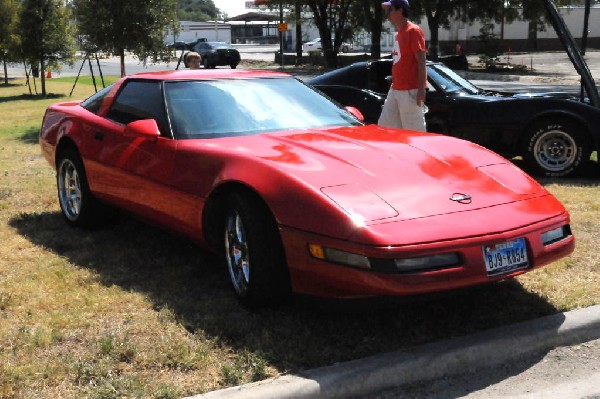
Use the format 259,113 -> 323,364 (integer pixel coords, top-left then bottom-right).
308,244 -> 461,273
541,225 -> 571,246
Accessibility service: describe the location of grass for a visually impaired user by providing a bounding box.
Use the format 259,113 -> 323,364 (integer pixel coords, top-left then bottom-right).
1,78 -> 599,398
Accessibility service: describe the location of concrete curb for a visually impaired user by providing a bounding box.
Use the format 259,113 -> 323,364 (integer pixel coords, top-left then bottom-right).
185,305 -> 600,399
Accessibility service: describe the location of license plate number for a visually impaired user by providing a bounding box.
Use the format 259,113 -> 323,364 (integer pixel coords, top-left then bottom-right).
482,238 -> 529,276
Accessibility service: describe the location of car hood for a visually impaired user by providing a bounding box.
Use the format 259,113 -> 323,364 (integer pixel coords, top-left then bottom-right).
249,125 -> 548,224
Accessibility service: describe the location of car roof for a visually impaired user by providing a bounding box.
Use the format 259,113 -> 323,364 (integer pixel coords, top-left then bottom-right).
125,69 -> 291,81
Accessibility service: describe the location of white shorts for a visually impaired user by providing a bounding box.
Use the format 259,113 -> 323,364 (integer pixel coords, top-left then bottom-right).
378,88 -> 427,132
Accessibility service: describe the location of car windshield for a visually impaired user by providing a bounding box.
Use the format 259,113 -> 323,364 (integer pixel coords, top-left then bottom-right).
164,77 -> 361,139
428,64 -> 480,95
208,42 -> 232,49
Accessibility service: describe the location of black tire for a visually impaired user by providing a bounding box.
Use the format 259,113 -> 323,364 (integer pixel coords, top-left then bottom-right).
523,118 -> 591,177
222,192 -> 290,307
203,58 -> 210,69
230,63 -> 238,69
56,147 -> 104,227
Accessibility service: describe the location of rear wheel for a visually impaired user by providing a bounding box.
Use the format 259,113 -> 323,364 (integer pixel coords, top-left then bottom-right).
523,118 -> 591,177
56,148 -> 104,227
223,192 -> 290,307
203,58 -> 210,69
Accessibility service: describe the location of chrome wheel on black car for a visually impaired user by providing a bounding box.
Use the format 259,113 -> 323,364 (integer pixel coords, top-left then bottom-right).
524,118 -> 591,177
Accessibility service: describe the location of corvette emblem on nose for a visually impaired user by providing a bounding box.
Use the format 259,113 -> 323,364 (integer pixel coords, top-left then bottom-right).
450,193 -> 472,204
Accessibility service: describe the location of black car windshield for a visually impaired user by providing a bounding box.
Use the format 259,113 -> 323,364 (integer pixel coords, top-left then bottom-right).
428,64 -> 480,95
164,77 -> 361,139
208,42 -> 233,49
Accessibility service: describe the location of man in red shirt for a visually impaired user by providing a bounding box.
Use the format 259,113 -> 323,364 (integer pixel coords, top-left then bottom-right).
378,0 -> 428,131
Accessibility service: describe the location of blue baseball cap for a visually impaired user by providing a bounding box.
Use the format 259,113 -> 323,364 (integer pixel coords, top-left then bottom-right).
382,0 -> 410,9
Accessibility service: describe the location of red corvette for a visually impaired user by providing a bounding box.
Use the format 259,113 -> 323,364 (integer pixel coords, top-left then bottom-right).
40,69 -> 575,307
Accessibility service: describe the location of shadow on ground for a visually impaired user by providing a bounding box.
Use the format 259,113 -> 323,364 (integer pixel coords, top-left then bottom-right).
9,210 -> 559,374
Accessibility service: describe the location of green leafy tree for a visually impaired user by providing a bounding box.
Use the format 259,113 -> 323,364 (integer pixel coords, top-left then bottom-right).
348,0 -> 384,59
0,0 -> 22,85
74,0 -> 178,77
19,0 -> 75,95
305,0 -> 355,68
177,0 -> 218,21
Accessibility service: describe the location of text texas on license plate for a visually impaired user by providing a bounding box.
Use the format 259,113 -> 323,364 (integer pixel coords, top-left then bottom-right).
482,238 -> 529,277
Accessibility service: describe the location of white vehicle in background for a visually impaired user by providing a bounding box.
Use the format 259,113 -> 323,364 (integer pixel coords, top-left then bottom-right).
302,38 -> 352,54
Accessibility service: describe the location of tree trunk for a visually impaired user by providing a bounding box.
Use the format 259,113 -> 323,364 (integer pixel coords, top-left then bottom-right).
2,55 -> 8,85
427,15 -> 440,60
370,24 -> 382,60
295,1 -> 302,63
120,48 -> 126,77
40,54 -> 46,97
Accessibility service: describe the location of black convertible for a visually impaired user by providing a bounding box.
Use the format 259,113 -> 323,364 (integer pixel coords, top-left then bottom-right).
308,59 -> 600,177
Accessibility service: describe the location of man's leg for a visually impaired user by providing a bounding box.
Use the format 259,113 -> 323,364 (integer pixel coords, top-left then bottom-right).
378,89 -> 403,129
398,89 -> 427,132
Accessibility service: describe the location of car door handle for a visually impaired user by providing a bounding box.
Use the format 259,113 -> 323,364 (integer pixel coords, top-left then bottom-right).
94,131 -> 104,141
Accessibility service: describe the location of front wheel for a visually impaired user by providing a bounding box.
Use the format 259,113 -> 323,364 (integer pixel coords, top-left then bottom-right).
523,118 -> 591,177
223,192 -> 290,307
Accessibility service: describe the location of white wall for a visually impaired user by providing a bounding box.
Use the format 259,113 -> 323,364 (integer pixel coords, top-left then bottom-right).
166,21 -> 232,44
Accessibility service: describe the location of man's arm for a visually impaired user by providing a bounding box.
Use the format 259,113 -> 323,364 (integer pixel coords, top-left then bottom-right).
415,50 -> 427,106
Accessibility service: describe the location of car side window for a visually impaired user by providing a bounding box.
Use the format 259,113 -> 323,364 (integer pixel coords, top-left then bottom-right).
80,84 -> 114,115
106,80 -> 169,135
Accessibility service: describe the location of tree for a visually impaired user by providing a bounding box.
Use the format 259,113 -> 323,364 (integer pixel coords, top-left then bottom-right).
348,0 -> 384,59
177,0 -> 218,21
306,0 -> 355,68
74,0 -> 178,77
19,0 -> 75,96
0,0 -> 21,85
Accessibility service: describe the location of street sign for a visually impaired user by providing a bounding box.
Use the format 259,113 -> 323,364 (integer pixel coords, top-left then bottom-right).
277,22 -> 288,32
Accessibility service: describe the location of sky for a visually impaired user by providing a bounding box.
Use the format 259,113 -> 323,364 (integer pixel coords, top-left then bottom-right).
213,0 -> 248,18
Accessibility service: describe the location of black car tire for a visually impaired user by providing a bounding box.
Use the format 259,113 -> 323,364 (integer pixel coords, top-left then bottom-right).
230,63 -> 238,69
203,58 -> 210,69
523,118 -> 591,177
56,147 -> 104,227
223,191 -> 290,307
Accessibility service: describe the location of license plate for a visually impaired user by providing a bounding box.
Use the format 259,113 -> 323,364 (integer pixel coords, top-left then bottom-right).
482,238 -> 529,277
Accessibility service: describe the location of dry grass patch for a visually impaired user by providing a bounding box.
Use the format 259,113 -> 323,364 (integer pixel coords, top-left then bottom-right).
1,78 -> 599,398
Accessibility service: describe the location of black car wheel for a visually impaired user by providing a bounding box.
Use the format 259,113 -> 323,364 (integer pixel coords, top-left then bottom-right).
203,58 -> 210,69
230,63 -> 238,69
223,192 -> 290,307
57,147 -> 103,227
523,118 -> 591,177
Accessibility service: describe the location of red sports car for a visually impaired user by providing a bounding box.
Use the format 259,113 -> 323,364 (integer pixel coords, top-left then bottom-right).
40,69 -> 575,307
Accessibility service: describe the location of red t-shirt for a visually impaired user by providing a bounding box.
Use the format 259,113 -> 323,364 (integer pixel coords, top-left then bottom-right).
391,22 -> 426,91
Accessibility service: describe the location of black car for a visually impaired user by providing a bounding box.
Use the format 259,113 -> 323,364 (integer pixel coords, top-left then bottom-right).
308,59 -> 600,177
191,41 -> 241,69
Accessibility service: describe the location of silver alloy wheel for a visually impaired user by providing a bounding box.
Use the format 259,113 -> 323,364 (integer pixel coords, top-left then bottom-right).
58,159 -> 82,221
532,129 -> 577,173
225,210 -> 250,296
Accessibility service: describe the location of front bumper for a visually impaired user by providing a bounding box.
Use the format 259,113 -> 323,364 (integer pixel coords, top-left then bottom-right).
279,212 -> 574,299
